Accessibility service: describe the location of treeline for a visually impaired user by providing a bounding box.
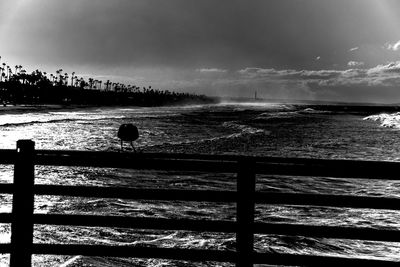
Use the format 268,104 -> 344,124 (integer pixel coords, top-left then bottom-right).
0,58 -> 216,106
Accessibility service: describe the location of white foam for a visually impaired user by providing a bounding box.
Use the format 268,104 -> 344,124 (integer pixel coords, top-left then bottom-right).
299,108 -> 330,114
222,121 -> 265,136
255,111 -> 300,120
58,255 -> 82,267
364,112 -> 400,129
0,112 -> 126,127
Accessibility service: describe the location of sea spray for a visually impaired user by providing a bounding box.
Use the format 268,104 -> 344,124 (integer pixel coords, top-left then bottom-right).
364,112 -> 400,129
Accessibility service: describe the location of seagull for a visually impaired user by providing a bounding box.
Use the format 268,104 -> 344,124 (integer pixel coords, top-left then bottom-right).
117,123 -> 139,152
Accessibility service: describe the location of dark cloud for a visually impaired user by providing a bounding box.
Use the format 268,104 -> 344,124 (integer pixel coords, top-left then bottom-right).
4,0 -> 399,69
2,0 -> 400,103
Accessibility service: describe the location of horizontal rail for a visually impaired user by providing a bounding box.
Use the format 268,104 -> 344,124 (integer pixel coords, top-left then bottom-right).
253,252 -> 400,266
32,214 -> 400,243
0,184 -> 14,194
32,149 -> 400,167
33,185 -> 237,202
0,213 -> 12,223
256,192 -> 400,209
7,142 -> 400,266
0,244 -> 11,254
254,223 -> 400,242
32,185 -> 400,210
35,154 -> 239,173
30,243 -> 400,266
255,162 -> 400,179
0,150 -> 15,165
0,148 -> 398,178
33,149 -> 400,179
32,244 -> 237,262
0,148 -> 396,179
33,214 -> 236,233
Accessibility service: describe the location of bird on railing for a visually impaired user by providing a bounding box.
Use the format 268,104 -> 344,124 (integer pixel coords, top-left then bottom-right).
117,124 -> 139,152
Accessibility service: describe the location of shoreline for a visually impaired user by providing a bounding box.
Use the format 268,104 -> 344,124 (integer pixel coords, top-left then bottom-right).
0,103 -> 148,115
0,100 -> 223,115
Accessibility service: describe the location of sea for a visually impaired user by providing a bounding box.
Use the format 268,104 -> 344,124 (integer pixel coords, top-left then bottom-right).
0,102 -> 400,266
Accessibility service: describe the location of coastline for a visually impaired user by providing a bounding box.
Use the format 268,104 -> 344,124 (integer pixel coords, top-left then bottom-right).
0,98 -> 220,115
0,104 -> 137,115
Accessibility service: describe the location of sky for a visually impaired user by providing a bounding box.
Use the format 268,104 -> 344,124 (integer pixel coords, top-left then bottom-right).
1,0 -> 400,103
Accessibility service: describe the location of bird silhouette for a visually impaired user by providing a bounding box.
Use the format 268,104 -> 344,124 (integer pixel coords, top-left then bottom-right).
118,124 -> 139,152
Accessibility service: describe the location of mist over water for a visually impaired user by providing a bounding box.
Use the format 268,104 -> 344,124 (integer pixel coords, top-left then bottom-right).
0,103 -> 400,266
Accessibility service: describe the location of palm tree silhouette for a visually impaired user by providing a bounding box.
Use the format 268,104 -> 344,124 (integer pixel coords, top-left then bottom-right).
71,72 -> 75,87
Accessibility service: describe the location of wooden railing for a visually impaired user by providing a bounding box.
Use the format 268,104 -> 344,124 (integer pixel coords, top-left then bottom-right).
1,139 -> 400,266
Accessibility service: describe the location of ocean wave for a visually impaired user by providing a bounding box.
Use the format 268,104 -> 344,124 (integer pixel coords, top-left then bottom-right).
253,108 -> 329,122
143,122 -> 268,150
254,111 -> 301,121
0,114 -> 126,127
363,112 -> 400,129
222,121 -> 266,136
299,108 -> 331,114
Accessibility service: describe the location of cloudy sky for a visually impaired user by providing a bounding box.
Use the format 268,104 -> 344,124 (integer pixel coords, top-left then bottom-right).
1,0 -> 400,103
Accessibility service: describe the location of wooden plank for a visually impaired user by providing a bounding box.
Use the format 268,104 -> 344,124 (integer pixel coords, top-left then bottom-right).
35,154 -> 239,173
33,214 -> 237,232
34,185 -> 237,202
253,223 -> 400,242
255,162 -> 400,179
0,213 -> 12,223
254,252 -> 400,266
32,244 -> 237,262
0,243 -> 12,254
0,183 -> 14,194
0,150 -> 16,164
256,192 -> 400,210
32,149 -> 400,167
34,149 -> 400,179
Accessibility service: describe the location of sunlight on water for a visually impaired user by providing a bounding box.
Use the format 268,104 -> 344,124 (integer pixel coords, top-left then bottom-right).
0,104 -> 399,266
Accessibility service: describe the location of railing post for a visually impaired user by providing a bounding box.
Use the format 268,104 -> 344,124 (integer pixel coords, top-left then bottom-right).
10,140 -> 35,267
236,159 -> 255,267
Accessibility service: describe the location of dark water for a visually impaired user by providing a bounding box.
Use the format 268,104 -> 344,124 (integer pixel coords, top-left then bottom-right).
0,102 -> 400,266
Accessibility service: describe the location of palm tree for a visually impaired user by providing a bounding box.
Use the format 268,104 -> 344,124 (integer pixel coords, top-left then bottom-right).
7,66 -> 11,80
105,80 -> 111,91
88,78 -> 94,89
50,74 -> 55,85
55,70 -> 60,84
20,69 -> 26,84
71,72 -> 75,87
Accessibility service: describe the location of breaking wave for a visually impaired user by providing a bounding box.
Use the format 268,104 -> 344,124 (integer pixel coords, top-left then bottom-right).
254,111 -> 300,121
363,113 -> 400,129
253,108 -> 330,122
0,113 -> 126,127
146,122 -> 268,150
222,121 -> 266,137
299,108 -> 331,114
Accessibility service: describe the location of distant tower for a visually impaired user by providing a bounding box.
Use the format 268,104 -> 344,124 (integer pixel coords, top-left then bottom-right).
255,91 -> 257,100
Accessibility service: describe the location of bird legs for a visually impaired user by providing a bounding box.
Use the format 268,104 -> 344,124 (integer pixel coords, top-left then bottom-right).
120,140 -> 137,152
130,141 -> 136,152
